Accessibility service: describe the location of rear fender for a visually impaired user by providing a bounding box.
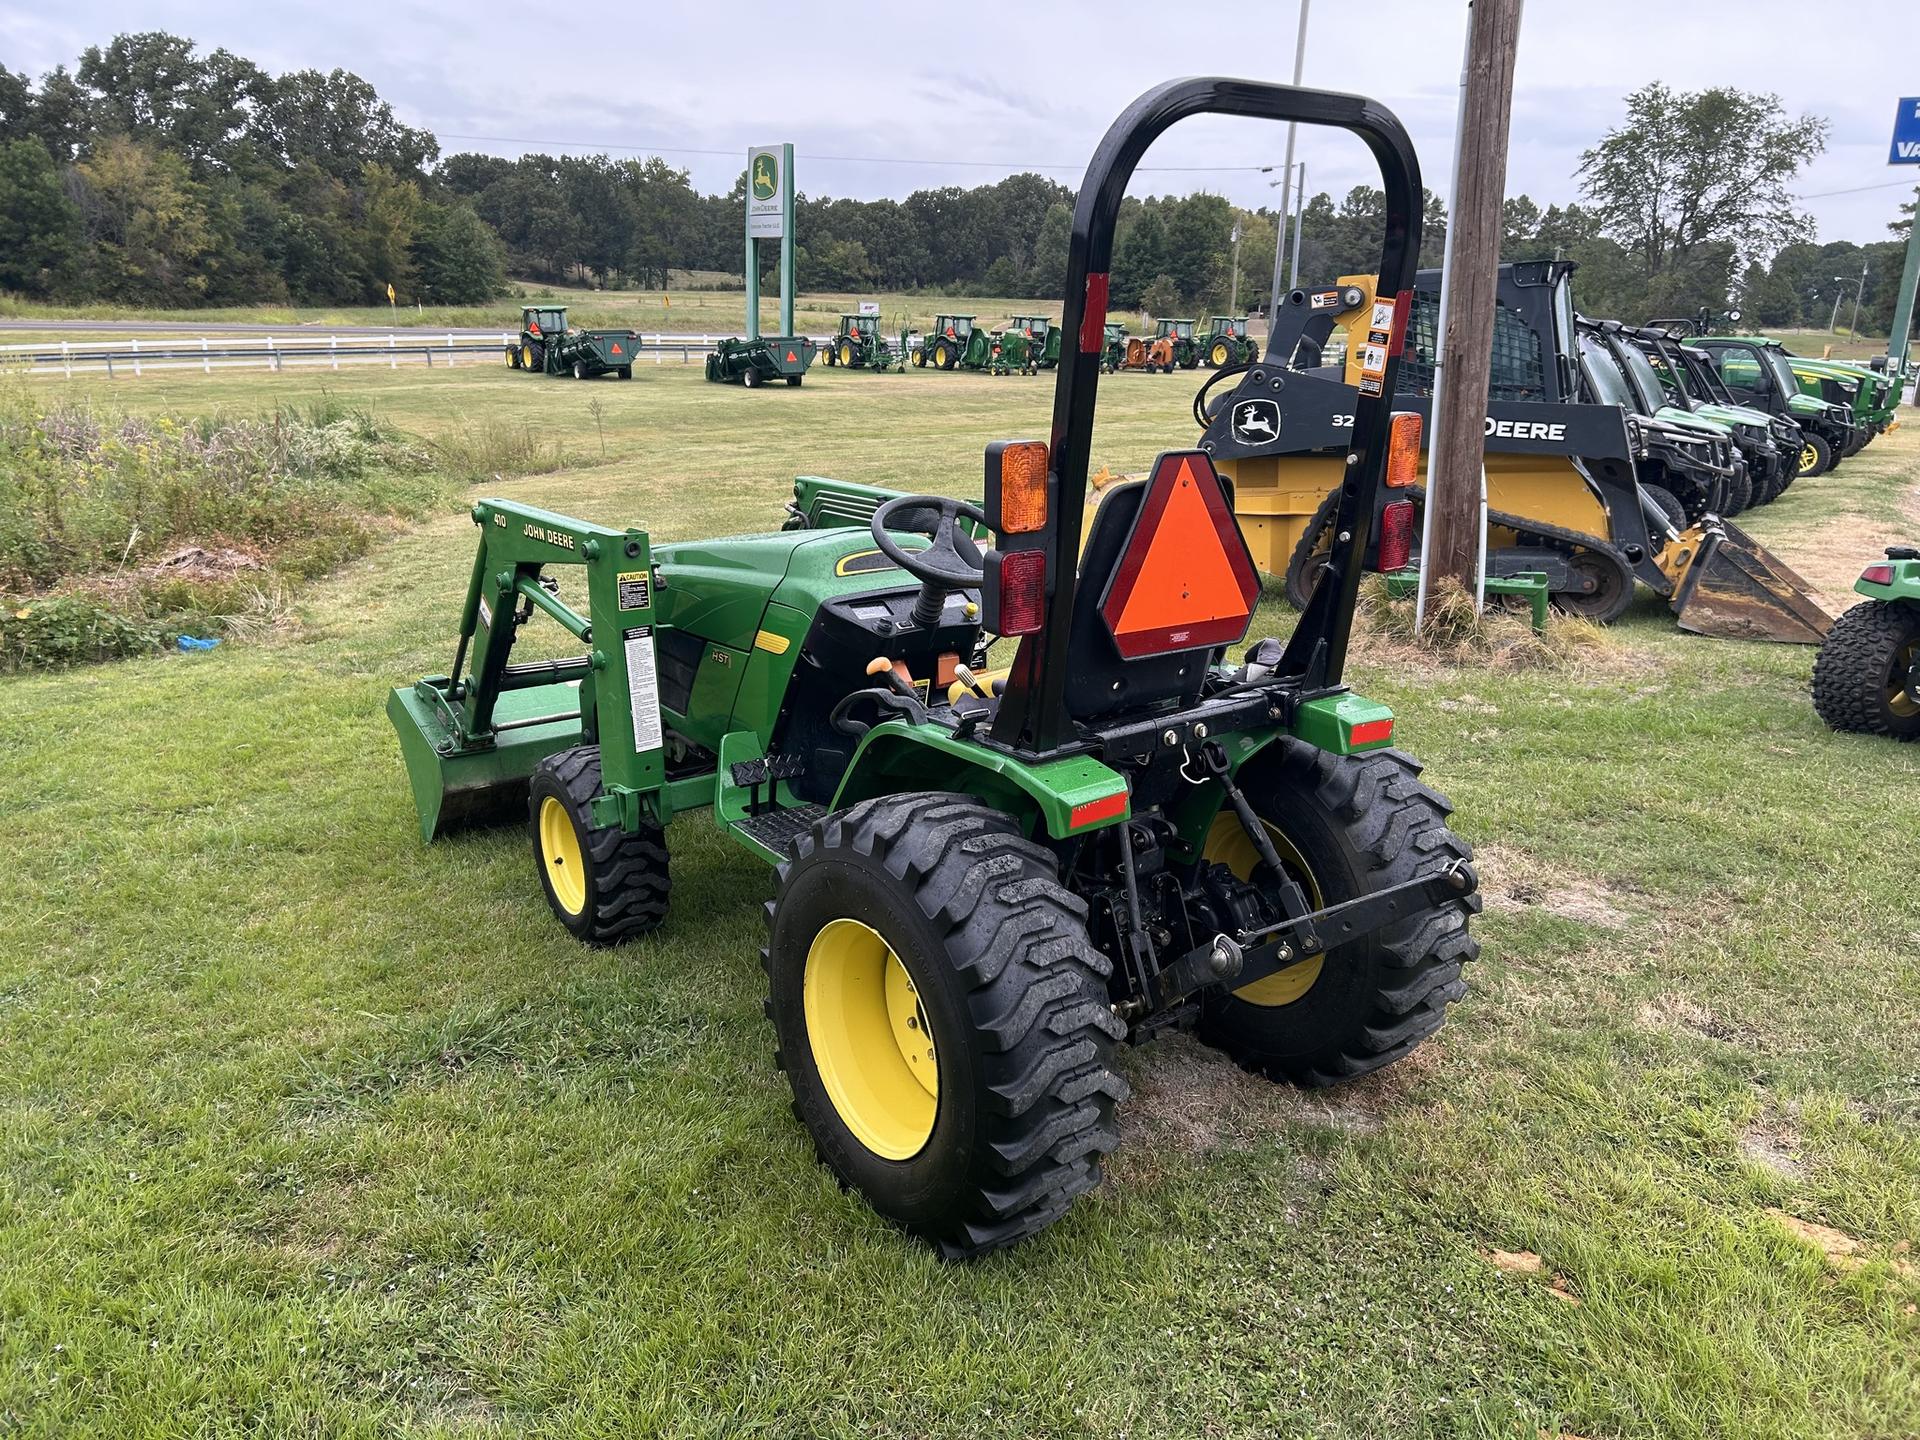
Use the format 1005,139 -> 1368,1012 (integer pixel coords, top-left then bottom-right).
831,721 -> 1128,841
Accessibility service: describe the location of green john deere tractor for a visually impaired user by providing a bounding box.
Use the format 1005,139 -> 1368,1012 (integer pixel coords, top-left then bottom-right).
1098,322 -> 1128,373
1010,315 -> 1064,369
822,314 -> 904,372
1203,316 -> 1258,368
1812,545 -> 1920,740
507,305 -> 639,380
915,314 -> 992,370
1157,317 -> 1202,369
392,78 -> 1477,1258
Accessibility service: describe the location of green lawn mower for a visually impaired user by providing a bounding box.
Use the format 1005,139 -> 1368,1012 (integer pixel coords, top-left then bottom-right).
392,77 -> 1477,1258
506,305 -> 639,380
1812,546 -> 1920,740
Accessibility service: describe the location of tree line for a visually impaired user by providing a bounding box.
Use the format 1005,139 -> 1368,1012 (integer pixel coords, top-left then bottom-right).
5,36 -> 1900,343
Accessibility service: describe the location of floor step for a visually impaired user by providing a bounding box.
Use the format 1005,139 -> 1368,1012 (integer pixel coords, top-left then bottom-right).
732,804 -> 826,858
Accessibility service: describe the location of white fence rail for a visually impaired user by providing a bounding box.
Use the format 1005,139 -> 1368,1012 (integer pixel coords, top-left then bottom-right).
0,332 -> 835,380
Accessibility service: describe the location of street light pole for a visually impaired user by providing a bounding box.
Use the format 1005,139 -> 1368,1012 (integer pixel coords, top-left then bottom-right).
1230,221 -> 1242,314
1265,0 -> 1311,329
1849,256 -> 1868,340
1288,161 -> 1307,287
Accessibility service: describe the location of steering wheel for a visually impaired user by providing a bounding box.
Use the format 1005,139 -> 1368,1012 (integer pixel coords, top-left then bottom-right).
871,495 -> 988,588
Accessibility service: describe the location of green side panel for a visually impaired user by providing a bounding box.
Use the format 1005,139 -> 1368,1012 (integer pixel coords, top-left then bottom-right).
682,644 -> 749,747
1785,393 -> 1825,418
388,680 -> 584,841
1658,405 -> 1730,436
653,533 -> 812,650
729,601 -> 811,737
1856,559 -> 1920,602
1290,692 -> 1395,756
832,722 -> 1129,839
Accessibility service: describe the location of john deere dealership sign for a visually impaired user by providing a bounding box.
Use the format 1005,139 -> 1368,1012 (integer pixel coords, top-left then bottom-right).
749,146 -> 788,237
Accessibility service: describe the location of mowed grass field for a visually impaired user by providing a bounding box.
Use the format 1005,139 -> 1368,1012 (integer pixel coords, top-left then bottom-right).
2,357 -> 1918,1438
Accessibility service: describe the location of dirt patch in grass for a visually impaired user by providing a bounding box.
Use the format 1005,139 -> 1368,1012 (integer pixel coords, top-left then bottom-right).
1773,506 -> 1920,613
1635,991 -> 1758,1046
1475,843 -> 1638,930
1739,1111 -> 1807,1182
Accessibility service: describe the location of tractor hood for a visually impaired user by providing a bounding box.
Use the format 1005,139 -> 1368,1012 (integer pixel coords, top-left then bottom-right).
653,528 -> 923,652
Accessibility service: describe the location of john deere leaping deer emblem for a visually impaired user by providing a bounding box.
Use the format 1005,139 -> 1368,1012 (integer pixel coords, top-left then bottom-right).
752,154 -> 778,201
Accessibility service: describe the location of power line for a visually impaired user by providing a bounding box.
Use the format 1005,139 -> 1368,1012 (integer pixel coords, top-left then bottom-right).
435,131 -> 1273,174
1791,177 -> 1920,201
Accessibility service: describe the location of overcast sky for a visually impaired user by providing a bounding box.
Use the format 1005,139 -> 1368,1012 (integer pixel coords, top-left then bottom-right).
5,1 -> 1916,245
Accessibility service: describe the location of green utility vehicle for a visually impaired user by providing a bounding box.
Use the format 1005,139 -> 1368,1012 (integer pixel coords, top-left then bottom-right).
1693,335 -> 1857,479
822,314 -> 904,371
1627,325 -> 1802,511
1812,546 -> 1920,740
704,335 -> 817,388
507,305 -> 639,380
1098,322 -> 1128,373
1203,315 -> 1259,368
390,77 -> 1480,1258
914,314 -> 991,370
1773,346 -> 1900,448
1157,317 -> 1202,369
1581,317 -> 1747,526
1009,315 -> 1063,369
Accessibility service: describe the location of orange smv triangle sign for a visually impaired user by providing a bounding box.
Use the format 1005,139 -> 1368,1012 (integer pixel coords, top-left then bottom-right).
1101,452 -> 1259,658
786,349 -> 797,362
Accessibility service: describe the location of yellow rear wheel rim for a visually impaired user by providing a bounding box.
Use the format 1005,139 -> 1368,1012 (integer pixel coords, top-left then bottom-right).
1203,812 -> 1325,1006
1891,637 -> 1919,718
539,796 -> 587,916
804,918 -> 938,1160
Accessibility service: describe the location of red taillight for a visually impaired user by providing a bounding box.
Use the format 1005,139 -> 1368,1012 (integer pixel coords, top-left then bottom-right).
1861,563 -> 1895,584
1349,717 -> 1394,747
1376,500 -> 1416,572
990,549 -> 1046,635
1067,790 -> 1128,830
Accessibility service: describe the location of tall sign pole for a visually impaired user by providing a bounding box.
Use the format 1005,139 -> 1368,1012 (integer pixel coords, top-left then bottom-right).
1884,98 -> 1920,398
1265,0 -> 1310,328
1419,0 -> 1524,633
746,143 -> 796,339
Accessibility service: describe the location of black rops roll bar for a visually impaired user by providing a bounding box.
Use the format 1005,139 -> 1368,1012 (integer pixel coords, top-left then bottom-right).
990,77 -> 1423,754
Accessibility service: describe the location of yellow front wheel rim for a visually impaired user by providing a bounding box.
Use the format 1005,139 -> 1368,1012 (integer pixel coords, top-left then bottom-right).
1800,443 -> 1817,473
804,918 -> 937,1159
1891,637 -> 1920,718
1203,812 -> 1325,1006
539,796 -> 587,916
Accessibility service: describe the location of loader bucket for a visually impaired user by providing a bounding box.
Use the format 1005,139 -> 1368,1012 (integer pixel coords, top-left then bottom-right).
388,679 -> 585,841
1670,520 -> 1834,644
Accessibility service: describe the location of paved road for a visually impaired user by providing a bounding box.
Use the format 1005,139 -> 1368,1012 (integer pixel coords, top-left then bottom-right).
0,319 -> 510,337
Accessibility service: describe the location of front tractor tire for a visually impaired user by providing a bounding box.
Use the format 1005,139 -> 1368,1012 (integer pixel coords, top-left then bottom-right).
1811,600 -> 1920,740
1196,739 -> 1479,1086
765,794 -> 1126,1259
528,747 -> 671,944
1797,432 -> 1832,480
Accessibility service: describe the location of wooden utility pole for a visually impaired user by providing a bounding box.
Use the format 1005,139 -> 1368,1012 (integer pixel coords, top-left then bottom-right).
1420,0 -> 1524,632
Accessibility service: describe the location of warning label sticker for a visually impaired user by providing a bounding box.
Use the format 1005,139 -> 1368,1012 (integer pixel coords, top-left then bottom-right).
1370,300 -> 1396,332
1358,342 -> 1388,379
1308,289 -> 1342,310
477,597 -> 492,632
1358,376 -> 1384,397
616,570 -> 651,612
623,626 -> 664,753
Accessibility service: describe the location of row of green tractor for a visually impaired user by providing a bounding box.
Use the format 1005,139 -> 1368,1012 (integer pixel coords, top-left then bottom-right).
819,313 -> 1261,378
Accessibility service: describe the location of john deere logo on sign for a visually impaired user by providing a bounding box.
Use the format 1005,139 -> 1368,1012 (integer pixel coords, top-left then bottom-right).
752,153 -> 779,200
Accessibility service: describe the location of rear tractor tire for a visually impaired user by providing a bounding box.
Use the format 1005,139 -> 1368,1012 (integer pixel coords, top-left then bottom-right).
1195,739 -> 1479,1086
529,746 -> 671,944
1811,600 -> 1920,740
765,793 -> 1126,1259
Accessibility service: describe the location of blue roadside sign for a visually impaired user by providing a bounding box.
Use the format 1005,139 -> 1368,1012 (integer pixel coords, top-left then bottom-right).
1892,97 -> 1920,164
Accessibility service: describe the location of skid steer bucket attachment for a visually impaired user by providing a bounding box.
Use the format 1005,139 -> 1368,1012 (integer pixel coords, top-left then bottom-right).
1669,519 -> 1833,643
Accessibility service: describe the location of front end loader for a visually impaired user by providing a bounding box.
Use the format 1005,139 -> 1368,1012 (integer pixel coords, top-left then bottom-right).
391,76 -> 1481,1259
1200,263 -> 1832,643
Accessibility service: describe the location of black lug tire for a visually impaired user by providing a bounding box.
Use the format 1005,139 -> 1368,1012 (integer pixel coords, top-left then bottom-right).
572,361 -> 588,380
528,747 -> 670,944
743,367 -> 761,388
1196,741 -> 1479,1086
1797,432 -> 1832,479
618,366 -> 632,380
786,374 -> 802,386
1284,488 -> 1341,611
506,346 -> 521,369
1643,483 -> 1687,534
765,794 -> 1127,1260
1811,600 -> 1920,740
1722,464 -> 1752,516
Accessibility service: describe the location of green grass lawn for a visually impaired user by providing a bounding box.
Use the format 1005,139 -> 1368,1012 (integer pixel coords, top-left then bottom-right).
2,361 -> 1918,1438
